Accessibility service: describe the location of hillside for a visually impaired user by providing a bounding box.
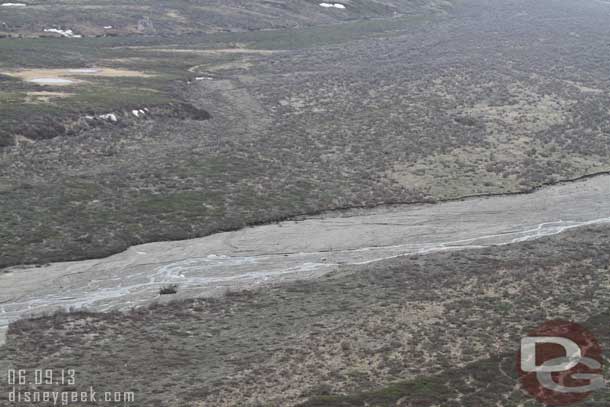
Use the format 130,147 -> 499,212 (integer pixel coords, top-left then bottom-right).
0,0 -> 452,38
2,0 -> 610,268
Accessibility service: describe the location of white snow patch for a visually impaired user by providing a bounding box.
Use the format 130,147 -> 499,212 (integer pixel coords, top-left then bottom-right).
43,28 -> 82,38
104,26 -> 113,29
29,77 -> 74,85
320,3 -> 346,9
99,113 -> 118,122
1,3 -> 27,6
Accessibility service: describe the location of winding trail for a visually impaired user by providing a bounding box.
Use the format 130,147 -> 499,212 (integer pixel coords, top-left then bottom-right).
1,174 -> 609,344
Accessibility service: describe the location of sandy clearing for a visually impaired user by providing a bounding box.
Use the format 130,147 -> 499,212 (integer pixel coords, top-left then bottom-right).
25,91 -> 70,103
2,67 -> 153,84
67,68 -> 99,73
29,78 -> 76,85
27,91 -> 69,97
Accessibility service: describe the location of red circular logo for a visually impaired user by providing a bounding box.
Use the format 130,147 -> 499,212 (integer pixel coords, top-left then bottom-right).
516,320 -> 604,406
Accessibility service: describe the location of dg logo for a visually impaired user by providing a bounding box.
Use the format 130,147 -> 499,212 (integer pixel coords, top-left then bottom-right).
517,320 -> 605,405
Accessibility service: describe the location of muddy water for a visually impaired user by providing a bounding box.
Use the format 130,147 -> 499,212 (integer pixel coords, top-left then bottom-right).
1,175 -> 609,343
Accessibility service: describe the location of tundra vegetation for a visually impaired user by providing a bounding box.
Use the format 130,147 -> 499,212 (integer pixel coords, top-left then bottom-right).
1,0 -> 610,268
